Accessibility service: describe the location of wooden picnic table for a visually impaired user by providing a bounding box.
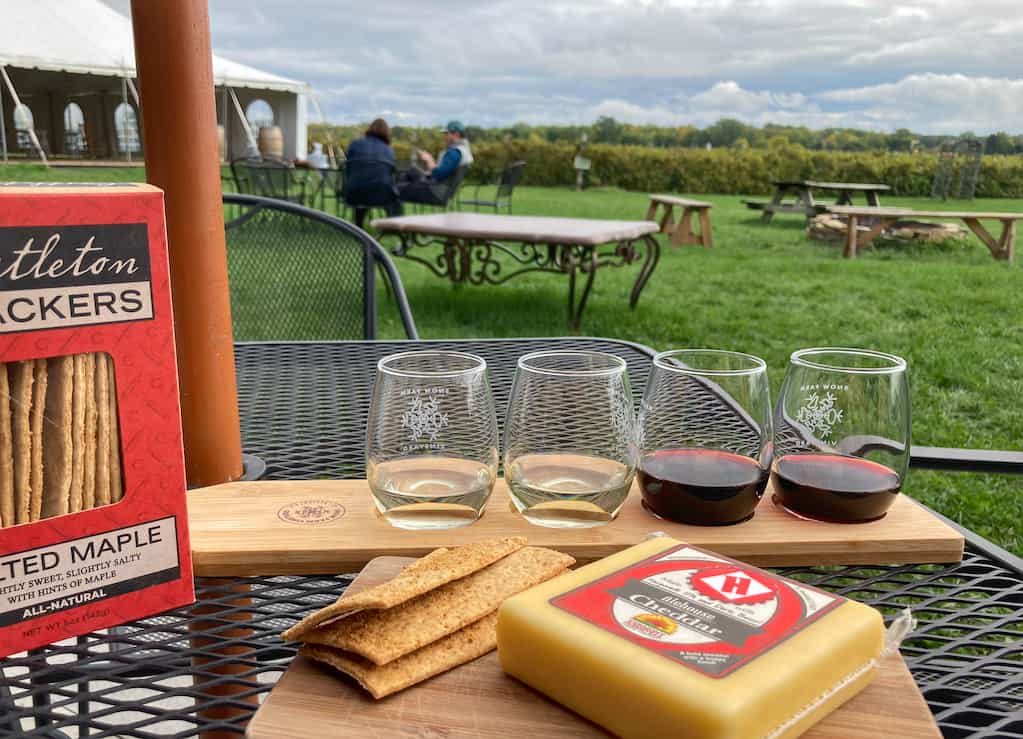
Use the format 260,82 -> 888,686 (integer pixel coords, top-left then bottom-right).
829,206 -> 1023,261
645,194 -> 714,248
746,180 -> 891,222
373,212 -> 660,329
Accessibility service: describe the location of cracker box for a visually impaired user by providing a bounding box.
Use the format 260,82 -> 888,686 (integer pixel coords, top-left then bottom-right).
0,183 -> 193,657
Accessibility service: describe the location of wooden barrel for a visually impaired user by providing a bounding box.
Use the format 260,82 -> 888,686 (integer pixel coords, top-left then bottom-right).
258,126 -> 284,158
216,124 -> 226,162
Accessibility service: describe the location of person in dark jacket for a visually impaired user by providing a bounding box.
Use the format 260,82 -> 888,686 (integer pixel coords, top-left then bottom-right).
398,120 -> 473,206
343,118 -> 400,228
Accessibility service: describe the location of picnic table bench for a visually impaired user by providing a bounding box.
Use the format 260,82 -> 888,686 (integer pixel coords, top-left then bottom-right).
828,206 -> 1023,261
645,194 -> 713,248
745,180 -> 891,222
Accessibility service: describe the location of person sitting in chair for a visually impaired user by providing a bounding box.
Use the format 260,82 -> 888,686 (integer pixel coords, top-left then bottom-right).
398,120 -> 473,206
343,118 -> 401,228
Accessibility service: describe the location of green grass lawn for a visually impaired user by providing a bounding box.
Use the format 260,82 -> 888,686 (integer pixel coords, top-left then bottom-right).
4,162 -> 1022,554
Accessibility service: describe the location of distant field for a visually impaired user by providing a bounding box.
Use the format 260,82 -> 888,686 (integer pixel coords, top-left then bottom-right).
3,162 -> 1021,554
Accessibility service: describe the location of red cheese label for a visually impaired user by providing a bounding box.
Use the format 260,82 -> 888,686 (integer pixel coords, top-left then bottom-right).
551,543 -> 843,678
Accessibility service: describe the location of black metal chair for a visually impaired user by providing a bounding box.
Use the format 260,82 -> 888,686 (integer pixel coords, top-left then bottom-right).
230,157 -> 307,204
318,167 -> 345,214
400,164 -> 471,214
222,193 -> 418,340
460,160 -> 526,213
436,164 -> 470,211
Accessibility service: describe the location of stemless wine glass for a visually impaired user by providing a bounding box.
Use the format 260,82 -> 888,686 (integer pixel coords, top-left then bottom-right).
772,348 -> 910,523
367,351 -> 498,530
636,350 -> 773,525
504,351 -> 635,528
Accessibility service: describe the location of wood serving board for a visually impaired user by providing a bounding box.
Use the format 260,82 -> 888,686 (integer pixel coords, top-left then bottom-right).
246,557 -> 941,739
187,479 -> 963,576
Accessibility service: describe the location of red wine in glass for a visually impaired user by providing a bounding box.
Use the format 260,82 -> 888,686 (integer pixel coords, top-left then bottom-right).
638,448 -> 769,526
772,453 -> 901,523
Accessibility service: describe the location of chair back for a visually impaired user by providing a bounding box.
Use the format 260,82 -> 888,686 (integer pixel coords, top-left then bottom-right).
496,160 -> 526,201
231,158 -> 300,201
437,164 -> 471,206
222,193 -> 418,341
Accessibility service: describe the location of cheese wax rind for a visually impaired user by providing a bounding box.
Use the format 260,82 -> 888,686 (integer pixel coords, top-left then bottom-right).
497,537 -> 885,739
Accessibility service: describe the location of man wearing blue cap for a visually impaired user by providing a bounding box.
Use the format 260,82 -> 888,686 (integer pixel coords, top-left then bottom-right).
398,120 -> 474,206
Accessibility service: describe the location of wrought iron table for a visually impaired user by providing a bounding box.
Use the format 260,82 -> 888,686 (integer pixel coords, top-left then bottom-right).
2,339 -> 1021,738
373,213 -> 661,330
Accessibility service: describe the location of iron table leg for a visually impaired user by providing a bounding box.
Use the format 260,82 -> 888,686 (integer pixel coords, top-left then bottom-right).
629,235 -> 660,309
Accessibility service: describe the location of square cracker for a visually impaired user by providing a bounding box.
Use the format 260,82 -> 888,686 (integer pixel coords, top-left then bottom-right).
9,360 -> 35,525
105,355 -> 123,503
69,354 -> 89,513
302,546 -> 574,665
301,611 -> 498,699
29,359 -> 48,521
81,353 -> 98,510
94,354 -> 111,507
283,537 -> 527,642
0,364 -> 13,527
42,356 -> 75,519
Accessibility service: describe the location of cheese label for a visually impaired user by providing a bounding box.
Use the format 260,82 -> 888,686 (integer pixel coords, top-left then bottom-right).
551,543 -> 843,678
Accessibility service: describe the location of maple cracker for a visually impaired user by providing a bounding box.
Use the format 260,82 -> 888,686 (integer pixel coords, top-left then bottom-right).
301,546 -> 575,666
282,537 -> 526,641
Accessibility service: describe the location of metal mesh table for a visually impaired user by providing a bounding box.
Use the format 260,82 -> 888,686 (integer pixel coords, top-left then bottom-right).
2,339 -> 1021,738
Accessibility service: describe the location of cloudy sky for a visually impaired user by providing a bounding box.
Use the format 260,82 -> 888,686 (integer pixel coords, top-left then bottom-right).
138,1 -> 1023,133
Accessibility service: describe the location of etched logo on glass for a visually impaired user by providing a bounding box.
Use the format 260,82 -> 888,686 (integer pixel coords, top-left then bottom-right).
795,391 -> 843,440
401,394 -> 449,442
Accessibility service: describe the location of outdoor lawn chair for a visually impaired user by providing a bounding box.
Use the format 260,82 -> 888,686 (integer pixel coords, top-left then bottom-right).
460,160 -> 526,213
222,193 -> 418,340
317,166 -> 345,214
230,157 -> 307,204
402,163 -> 471,214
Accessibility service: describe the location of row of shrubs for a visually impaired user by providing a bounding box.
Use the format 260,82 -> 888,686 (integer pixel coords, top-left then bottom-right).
390,141 -> 1023,197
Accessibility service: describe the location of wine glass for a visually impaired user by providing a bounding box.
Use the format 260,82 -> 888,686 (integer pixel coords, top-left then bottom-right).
636,350 -> 772,525
772,348 -> 910,523
504,351 -> 635,528
367,351 -> 498,529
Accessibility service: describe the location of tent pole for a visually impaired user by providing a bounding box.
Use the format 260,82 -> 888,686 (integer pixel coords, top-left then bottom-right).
130,0 -> 243,488
121,77 -> 130,162
227,87 -> 259,156
0,65 -> 47,164
126,77 -> 140,108
0,83 -> 7,163
221,86 -> 228,161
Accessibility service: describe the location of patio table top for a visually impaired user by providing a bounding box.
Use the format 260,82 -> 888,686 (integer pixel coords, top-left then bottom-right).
1,338 -> 1020,739
373,212 -> 659,246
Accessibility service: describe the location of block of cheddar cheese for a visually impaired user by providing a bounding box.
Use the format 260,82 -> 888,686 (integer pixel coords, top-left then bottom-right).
497,537 -> 885,739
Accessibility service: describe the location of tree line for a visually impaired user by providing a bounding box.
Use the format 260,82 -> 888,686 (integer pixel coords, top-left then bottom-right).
309,117 -> 1023,155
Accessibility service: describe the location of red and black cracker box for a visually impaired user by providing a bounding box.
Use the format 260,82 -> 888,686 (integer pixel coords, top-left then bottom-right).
0,183 -> 193,657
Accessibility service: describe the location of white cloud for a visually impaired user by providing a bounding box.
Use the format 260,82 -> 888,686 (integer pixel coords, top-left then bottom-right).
97,0 -> 1023,133
821,73 -> 1023,132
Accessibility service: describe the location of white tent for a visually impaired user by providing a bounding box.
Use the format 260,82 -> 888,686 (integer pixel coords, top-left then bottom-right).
0,0 -> 310,162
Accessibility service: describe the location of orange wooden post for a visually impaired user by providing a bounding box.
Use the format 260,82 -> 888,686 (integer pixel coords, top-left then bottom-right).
130,0 -> 243,488
131,4 -> 250,738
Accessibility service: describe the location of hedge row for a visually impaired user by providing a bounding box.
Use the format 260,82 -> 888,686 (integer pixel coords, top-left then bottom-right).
391,141 -> 1023,197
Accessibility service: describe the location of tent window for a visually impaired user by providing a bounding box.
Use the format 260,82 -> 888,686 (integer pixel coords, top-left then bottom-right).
245,99 -> 274,130
64,102 -> 87,155
114,102 -> 140,153
13,104 -> 33,130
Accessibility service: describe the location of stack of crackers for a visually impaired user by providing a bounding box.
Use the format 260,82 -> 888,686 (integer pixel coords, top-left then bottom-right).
282,537 -> 574,698
1,353 -> 122,528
